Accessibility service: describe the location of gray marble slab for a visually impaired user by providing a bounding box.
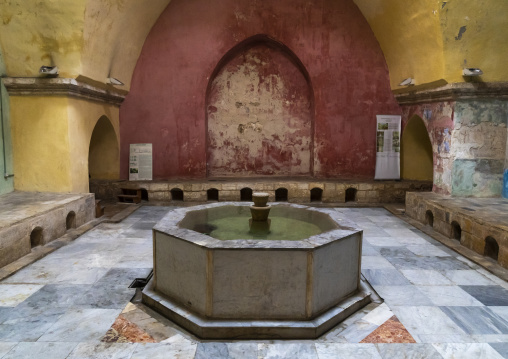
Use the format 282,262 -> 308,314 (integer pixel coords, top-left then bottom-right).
432,342 -> 504,359
130,342 -> 198,359
440,306 -> 508,334
195,342 -> 258,359
459,285 -> 508,306
374,286 -> 433,306
489,343 -> 508,359
67,342 -> 138,359
416,286 -> 484,306
37,308 -> 120,342
1,342 -> 77,359
400,270 -> 453,286
258,343 -> 318,359
96,268 -> 152,287
362,269 -> 411,286
376,343 -> 442,359
391,306 -> 466,335
315,343 -> 382,359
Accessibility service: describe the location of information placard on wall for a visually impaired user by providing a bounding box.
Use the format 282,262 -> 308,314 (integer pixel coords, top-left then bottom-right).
129,144 -> 153,181
374,115 -> 401,180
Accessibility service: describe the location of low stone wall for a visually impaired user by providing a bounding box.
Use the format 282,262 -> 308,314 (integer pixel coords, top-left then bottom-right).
405,192 -> 508,268
90,179 -> 432,204
0,193 -> 95,268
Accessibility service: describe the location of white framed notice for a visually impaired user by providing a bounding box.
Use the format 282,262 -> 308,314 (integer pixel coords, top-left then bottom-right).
129,143 -> 153,181
374,115 -> 401,180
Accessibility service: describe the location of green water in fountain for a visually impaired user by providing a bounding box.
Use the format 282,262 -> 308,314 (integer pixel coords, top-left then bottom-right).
179,205 -> 338,241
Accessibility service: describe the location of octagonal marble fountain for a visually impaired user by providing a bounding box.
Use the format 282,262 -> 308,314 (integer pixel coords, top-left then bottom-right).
142,193 -> 371,339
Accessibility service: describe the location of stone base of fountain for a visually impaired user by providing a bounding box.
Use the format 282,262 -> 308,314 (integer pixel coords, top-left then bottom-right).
143,202 -> 370,339
142,278 -> 372,339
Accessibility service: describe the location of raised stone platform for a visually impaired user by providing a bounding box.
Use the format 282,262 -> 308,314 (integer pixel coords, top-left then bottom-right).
405,192 -> 508,268
0,191 -> 95,268
91,179 -> 432,204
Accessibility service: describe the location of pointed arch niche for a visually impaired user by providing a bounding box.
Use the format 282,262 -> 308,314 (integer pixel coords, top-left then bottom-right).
401,115 -> 433,181
88,116 -> 120,180
206,35 -> 315,177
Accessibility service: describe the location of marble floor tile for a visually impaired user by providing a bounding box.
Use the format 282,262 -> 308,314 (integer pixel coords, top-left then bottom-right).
195,342 -> 258,359
391,306 -> 466,336
362,269 -> 410,286
1,342 -> 77,359
52,267 -> 111,285
0,309 -> 65,342
385,255 -> 471,271
362,229 -> 391,238
333,319 -> 379,343
14,284 -> 88,310
440,306 -> 508,334
400,270 -> 453,286
378,247 -> 415,258
0,284 -> 43,307
74,283 -> 136,309
258,343 -> 318,359
487,306 -> 508,322
67,342 -> 138,359
362,303 -> 394,326
416,333 -> 476,343
374,286 -> 433,306
1,264 -> 62,284
0,342 -> 17,357
361,257 -> 396,270
365,237 -> 404,247
432,342 -> 504,359
442,270 -> 495,285
459,285 -> 508,306
96,268 -> 152,287
406,244 -> 451,257
361,243 -> 380,256
416,286 -> 484,306
315,343 -> 382,359
375,343 -> 442,359
489,342 -> 508,358
37,308 -> 121,342
130,342 -> 197,359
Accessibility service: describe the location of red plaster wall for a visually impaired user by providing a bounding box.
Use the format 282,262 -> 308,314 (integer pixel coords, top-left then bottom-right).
120,0 -> 400,179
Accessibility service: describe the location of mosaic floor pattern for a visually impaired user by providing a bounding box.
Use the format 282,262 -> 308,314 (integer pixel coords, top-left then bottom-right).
0,206 -> 508,358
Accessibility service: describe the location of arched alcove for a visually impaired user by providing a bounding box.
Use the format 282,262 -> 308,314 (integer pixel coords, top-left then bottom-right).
66,211 -> 76,230
88,116 -> 120,181
206,35 -> 314,177
401,115 -> 433,181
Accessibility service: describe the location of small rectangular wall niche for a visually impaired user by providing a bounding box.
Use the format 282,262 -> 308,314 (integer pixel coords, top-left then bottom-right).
207,188 -> 219,201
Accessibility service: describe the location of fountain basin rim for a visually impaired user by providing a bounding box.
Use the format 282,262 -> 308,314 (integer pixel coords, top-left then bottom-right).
153,202 -> 362,250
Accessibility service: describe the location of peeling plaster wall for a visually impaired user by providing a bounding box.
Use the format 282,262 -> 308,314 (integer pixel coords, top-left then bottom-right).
121,0 -> 399,180
451,100 -> 507,197
402,99 -> 507,198
0,76 -> 14,195
402,102 -> 454,195
207,43 -> 312,177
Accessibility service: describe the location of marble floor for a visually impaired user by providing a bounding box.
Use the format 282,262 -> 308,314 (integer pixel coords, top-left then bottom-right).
1,206 -> 508,358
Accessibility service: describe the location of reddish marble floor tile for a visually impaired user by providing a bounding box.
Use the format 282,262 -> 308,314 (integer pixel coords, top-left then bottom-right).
101,314 -> 156,343
360,315 -> 416,344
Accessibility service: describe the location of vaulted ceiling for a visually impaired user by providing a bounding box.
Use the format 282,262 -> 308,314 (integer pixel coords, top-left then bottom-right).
0,0 -> 506,90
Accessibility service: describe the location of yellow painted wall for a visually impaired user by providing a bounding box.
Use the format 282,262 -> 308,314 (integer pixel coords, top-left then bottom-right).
81,0 -> 171,89
401,115 -> 433,181
67,98 -> 120,192
88,116 -> 120,181
0,1 -> 86,78
354,0 -> 445,88
440,0 -> 508,83
10,96 -> 73,192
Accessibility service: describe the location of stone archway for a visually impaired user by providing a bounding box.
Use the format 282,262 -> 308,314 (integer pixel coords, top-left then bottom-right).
401,115 -> 433,181
206,35 -> 314,177
88,116 -> 119,181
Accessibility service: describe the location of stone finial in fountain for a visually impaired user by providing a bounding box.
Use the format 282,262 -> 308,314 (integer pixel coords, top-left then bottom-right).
249,192 -> 271,233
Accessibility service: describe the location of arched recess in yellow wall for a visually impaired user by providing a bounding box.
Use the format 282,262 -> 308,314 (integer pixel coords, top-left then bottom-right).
88,116 -> 119,180
401,115 -> 433,181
